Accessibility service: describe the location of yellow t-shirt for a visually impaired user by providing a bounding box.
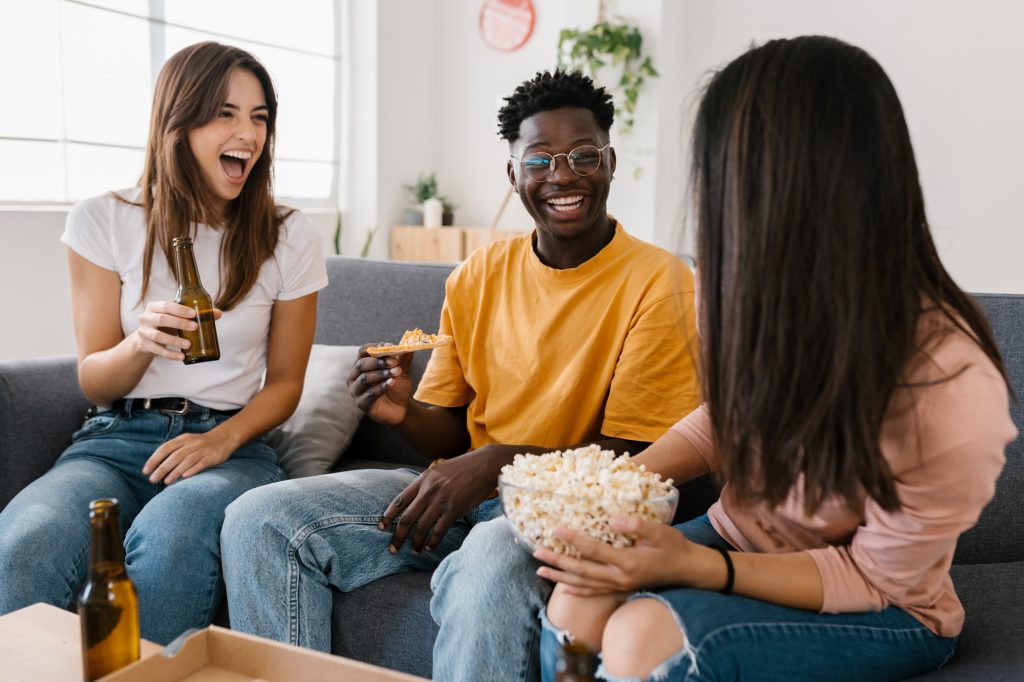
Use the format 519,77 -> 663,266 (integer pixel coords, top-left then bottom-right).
414,220 -> 701,450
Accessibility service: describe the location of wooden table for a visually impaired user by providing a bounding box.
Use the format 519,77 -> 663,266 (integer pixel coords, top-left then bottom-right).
0,603 -> 159,682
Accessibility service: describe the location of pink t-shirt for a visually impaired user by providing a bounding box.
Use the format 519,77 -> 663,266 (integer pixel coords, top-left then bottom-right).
672,322 -> 1017,637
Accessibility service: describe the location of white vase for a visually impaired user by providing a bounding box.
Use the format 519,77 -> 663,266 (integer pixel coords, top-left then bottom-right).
423,197 -> 443,229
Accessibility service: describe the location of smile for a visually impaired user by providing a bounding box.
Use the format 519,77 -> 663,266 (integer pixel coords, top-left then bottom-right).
219,149 -> 253,182
546,195 -> 585,213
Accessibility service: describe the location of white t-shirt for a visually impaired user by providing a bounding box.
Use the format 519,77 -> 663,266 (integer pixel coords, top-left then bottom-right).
61,188 -> 328,410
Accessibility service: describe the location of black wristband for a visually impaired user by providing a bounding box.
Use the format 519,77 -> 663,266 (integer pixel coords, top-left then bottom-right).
716,546 -> 735,594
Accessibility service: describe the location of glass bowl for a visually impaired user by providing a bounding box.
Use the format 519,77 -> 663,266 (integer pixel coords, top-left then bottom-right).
498,476 -> 678,558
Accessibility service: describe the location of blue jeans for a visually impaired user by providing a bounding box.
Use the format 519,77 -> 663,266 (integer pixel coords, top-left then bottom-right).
0,402 -> 284,645
540,515 -> 958,681
221,468 -> 552,681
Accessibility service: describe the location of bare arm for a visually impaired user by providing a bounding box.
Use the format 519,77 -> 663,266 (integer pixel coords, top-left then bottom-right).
69,248 -> 184,404
632,429 -> 711,485
143,292 -> 318,483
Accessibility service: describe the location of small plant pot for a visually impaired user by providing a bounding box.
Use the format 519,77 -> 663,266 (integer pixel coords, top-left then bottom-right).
442,212 -> 454,226
402,209 -> 423,226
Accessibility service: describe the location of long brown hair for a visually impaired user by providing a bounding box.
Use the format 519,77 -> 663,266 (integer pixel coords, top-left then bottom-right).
691,36 -> 1009,514
130,41 -> 287,310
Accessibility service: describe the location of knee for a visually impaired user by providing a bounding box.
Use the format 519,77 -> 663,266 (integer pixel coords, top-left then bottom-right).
545,584 -> 577,630
432,520 -> 550,615
223,485 -> 271,539
0,510 -> 77,575
602,598 -> 684,678
441,520 -> 536,587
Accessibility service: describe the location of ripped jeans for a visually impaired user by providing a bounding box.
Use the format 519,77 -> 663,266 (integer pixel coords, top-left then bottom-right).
539,515 -> 957,682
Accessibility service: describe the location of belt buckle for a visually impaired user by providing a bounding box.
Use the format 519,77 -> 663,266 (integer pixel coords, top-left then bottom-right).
160,399 -> 190,416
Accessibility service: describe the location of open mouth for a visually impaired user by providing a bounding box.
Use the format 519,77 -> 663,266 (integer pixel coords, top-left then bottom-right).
545,195 -> 586,214
219,149 -> 252,182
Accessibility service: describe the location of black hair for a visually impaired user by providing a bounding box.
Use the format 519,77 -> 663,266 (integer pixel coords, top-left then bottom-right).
497,70 -> 614,143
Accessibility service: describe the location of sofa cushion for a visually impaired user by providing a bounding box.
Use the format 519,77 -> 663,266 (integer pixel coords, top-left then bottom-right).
267,344 -> 364,478
905,561 -> 1024,681
331,571 -> 436,678
954,294 -> 1024,564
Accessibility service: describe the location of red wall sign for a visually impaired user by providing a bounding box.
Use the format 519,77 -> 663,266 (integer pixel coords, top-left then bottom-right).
479,0 -> 536,52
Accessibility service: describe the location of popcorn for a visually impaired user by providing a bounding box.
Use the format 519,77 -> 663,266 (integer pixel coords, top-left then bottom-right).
499,444 -> 677,558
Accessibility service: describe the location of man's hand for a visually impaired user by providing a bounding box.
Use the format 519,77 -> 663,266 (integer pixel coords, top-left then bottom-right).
347,344 -> 414,425
379,455 -> 497,554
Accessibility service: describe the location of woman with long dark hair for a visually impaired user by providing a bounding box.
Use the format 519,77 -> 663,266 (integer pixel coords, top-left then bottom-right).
0,42 -> 326,643
535,36 -> 1016,681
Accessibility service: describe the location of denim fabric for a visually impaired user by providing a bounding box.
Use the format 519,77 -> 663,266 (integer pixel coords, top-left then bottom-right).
0,404 -> 283,645
540,515 -> 957,682
222,469 -> 551,681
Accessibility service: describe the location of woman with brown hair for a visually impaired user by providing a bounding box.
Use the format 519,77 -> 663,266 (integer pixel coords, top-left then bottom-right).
0,41 -> 326,643
535,36 -> 1016,681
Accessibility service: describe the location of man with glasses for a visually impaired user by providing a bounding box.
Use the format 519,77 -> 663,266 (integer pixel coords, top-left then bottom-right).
221,70 -> 703,681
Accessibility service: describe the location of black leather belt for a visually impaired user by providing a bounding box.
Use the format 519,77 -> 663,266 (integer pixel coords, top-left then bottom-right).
111,397 -> 237,416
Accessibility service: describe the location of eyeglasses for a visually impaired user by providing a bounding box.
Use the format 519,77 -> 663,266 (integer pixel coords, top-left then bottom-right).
510,143 -> 611,182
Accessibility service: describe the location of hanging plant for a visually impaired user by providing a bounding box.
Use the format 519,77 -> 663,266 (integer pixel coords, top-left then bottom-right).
556,17 -> 658,135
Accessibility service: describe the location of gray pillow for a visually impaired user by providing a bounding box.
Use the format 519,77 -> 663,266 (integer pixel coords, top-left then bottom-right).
267,344 -> 364,478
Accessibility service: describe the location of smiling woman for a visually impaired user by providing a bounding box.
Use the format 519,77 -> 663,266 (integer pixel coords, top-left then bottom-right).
0,41 -> 329,647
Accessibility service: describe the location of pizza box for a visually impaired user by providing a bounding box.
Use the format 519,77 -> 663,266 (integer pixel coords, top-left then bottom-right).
0,603 -> 161,682
101,625 -> 428,682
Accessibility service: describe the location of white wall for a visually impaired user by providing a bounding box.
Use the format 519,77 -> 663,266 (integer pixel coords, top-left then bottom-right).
665,0 -> 1024,295
0,208 -> 75,359
364,0 -> 1024,295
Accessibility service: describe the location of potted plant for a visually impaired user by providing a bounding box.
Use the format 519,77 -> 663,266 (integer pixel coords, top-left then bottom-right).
403,172 -> 455,226
556,12 -> 658,135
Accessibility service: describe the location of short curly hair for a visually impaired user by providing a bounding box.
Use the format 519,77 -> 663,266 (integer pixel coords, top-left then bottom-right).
497,70 -> 615,143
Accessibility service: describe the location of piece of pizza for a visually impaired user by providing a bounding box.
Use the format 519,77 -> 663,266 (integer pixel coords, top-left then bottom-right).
365,328 -> 453,357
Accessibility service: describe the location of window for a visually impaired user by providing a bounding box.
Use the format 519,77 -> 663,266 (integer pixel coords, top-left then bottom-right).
0,0 -> 340,205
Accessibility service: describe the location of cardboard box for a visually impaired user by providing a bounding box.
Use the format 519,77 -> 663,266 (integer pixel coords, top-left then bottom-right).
0,603 -> 160,682
102,626 -> 429,682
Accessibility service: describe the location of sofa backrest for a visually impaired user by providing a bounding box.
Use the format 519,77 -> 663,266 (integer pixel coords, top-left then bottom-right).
318,257 -> 455,466
953,293 -> 1024,565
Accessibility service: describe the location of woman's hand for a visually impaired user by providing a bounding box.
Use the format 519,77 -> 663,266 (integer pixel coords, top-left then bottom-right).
347,345 -> 414,425
133,301 -> 223,361
142,428 -> 240,484
533,517 -> 715,597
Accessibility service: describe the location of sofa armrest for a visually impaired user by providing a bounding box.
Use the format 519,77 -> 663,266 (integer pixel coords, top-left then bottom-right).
0,355 -> 91,510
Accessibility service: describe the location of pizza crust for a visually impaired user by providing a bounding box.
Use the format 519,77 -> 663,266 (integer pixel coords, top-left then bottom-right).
366,328 -> 452,357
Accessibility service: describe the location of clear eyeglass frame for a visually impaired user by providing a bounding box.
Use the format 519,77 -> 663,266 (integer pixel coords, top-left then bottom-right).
509,143 -> 612,182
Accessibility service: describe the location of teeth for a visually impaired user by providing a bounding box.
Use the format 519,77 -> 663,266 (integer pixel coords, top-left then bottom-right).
547,196 -> 584,212
547,196 -> 584,206
222,150 -> 252,160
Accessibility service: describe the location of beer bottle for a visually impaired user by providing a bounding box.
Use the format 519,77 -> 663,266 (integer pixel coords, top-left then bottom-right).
78,499 -> 140,681
172,236 -> 220,364
555,641 -> 599,682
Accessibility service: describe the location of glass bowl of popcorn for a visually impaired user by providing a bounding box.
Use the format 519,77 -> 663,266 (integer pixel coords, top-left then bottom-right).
498,444 -> 678,558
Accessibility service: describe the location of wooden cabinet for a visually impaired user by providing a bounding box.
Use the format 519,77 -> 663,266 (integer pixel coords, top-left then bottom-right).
390,225 -> 529,263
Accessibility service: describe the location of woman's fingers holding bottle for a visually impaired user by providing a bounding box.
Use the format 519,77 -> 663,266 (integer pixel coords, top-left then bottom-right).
135,301 -> 198,359
140,300 -> 199,331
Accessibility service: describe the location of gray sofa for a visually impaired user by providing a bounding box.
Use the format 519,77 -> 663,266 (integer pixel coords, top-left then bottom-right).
1,257 -> 1020,681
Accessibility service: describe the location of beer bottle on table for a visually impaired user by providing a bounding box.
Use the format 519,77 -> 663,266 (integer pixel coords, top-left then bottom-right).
78,498 -> 140,681
172,236 -> 220,364
556,640 -> 599,682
